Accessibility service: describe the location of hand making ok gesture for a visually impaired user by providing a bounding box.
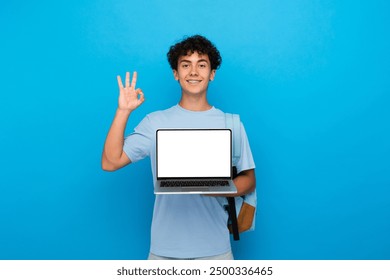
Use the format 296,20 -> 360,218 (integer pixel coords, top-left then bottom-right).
117,71 -> 145,112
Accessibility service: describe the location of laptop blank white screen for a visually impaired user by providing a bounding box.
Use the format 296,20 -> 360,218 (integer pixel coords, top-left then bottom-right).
157,130 -> 231,178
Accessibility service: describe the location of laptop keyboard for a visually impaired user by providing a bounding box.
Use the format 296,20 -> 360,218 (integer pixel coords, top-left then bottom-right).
161,180 -> 229,187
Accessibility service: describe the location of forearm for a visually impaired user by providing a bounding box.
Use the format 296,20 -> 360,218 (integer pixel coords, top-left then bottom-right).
209,169 -> 256,197
232,169 -> 256,196
102,109 -> 132,170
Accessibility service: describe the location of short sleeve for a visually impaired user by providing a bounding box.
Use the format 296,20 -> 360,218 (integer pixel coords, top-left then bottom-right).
123,115 -> 154,163
236,122 -> 256,174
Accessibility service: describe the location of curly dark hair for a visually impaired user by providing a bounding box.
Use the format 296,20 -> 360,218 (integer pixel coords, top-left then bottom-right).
167,35 -> 222,70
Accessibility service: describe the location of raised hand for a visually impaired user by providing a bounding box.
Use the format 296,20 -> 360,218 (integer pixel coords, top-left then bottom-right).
117,71 -> 145,112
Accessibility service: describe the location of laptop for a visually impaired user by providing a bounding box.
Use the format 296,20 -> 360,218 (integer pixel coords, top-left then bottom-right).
154,129 -> 237,194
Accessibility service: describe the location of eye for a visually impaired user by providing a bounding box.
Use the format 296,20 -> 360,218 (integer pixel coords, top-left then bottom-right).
181,63 -> 189,68
199,63 -> 207,68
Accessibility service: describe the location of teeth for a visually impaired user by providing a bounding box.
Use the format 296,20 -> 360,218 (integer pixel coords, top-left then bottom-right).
188,80 -> 201,84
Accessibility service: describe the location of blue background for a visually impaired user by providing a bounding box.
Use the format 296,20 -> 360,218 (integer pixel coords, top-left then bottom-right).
1,0 -> 389,260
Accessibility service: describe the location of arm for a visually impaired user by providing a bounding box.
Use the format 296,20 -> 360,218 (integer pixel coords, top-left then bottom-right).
232,169 -> 256,197
207,169 -> 256,197
101,72 -> 145,171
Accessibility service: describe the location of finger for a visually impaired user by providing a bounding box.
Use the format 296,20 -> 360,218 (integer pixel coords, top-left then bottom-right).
117,75 -> 124,89
136,88 -> 145,103
131,71 -> 138,88
125,72 -> 130,88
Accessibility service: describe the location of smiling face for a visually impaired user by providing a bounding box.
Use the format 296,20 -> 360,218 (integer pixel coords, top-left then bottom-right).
173,51 -> 216,97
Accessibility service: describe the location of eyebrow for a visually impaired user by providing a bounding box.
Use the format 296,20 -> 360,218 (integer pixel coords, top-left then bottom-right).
179,59 -> 209,64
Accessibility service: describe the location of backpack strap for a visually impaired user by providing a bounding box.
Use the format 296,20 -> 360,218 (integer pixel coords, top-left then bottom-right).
225,113 -> 241,166
225,113 -> 241,240
227,197 -> 240,240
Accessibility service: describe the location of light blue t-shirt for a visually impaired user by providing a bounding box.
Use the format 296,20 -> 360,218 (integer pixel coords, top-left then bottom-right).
123,104 -> 255,258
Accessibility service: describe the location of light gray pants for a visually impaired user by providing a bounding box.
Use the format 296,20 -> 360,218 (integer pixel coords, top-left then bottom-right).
148,250 -> 234,260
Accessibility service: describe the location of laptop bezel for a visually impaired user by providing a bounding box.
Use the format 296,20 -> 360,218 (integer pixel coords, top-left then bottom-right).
156,128 -> 232,180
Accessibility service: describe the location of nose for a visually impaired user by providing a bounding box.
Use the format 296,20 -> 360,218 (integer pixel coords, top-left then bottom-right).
189,65 -> 198,76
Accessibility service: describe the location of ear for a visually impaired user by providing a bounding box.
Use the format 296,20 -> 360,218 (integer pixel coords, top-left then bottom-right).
209,69 -> 216,81
173,69 -> 179,81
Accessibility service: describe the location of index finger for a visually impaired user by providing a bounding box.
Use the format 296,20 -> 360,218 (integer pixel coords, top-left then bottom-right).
131,71 -> 137,88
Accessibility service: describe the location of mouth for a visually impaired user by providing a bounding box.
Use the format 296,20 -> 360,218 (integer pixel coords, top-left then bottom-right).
186,79 -> 202,84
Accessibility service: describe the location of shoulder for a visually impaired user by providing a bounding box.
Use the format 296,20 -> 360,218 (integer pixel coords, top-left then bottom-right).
146,105 -> 179,119
137,105 -> 181,129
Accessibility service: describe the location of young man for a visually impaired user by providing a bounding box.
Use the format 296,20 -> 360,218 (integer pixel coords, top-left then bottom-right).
102,35 -> 256,260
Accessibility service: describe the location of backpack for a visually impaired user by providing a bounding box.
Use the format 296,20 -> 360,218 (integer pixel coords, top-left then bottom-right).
217,113 -> 257,241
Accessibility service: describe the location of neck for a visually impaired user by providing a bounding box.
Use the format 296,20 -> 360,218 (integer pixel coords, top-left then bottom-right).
179,95 -> 212,111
